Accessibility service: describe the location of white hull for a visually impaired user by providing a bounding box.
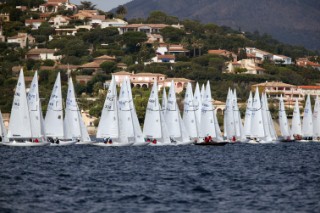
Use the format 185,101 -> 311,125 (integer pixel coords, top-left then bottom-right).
132,141 -> 149,146
92,142 -> 134,147
76,140 -> 93,145
176,140 -> 193,145
50,140 -> 77,146
2,141 -> 50,147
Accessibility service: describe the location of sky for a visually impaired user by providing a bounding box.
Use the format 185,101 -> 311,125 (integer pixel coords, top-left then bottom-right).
71,0 -> 132,11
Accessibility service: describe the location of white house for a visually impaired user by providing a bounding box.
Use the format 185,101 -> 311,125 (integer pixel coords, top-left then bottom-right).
245,47 -> 273,62
119,24 -> 168,35
26,48 -> 62,61
101,18 -> 128,28
226,59 -> 265,75
25,19 -> 45,29
48,15 -> 70,28
151,54 -> 176,63
90,15 -> 105,26
7,33 -> 35,48
273,54 -> 292,65
39,0 -> 76,13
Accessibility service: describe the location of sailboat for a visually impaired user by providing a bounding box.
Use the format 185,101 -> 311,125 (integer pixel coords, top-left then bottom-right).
64,77 -> 91,145
224,89 -> 245,142
248,88 -> 266,144
4,70 -> 49,146
0,110 -> 8,143
301,94 -> 313,141
291,99 -> 303,140
183,82 -> 199,142
243,91 -> 253,140
260,93 -> 277,143
196,81 -> 226,145
313,96 -> 320,142
143,79 -> 171,146
161,87 -> 167,117
45,73 -> 76,146
165,81 -> 191,145
278,95 -> 294,142
125,78 -> 147,146
94,76 -> 133,146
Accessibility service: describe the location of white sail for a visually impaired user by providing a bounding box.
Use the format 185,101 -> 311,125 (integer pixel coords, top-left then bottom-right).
313,96 -> 320,139
279,95 -> 291,138
143,80 -> 170,144
126,78 -> 144,144
27,71 -> 44,139
165,81 -> 181,138
263,93 -> 277,140
118,78 -> 135,143
161,87 -> 167,116
96,76 -> 119,139
0,110 -> 8,142
143,80 -> 162,139
78,111 -> 91,142
250,88 -> 265,138
200,81 -> 217,138
200,84 -> 205,102
45,72 -> 64,138
8,69 -> 32,138
291,99 -> 302,136
243,92 -> 253,137
183,82 -> 198,138
193,82 -> 202,126
233,89 -> 245,140
224,89 -> 235,139
302,94 -> 313,137
64,77 -> 81,139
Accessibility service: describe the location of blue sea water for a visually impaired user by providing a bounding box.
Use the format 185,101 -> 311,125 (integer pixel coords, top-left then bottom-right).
0,143 -> 320,213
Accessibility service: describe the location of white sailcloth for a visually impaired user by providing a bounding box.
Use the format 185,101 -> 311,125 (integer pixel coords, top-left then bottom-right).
183,82 -> 199,138
200,81 -> 217,139
143,80 -> 170,143
165,81 -> 181,138
118,78 -> 135,143
8,69 -> 32,138
64,77 -> 81,139
263,93 -> 277,140
232,89 -> 245,140
125,78 -> 144,144
313,96 -> 320,139
224,89 -> 235,139
161,87 -> 167,117
291,99 -> 302,136
78,111 -> 91,142
96,76 -> 119,139
27,71 -> 45,139
45,72 -> 64,138
279,95 -> 291,138
302,94 -> 313,137
243,92 -> 253,137
193,83 -> 202,126
250,88 -> 265,138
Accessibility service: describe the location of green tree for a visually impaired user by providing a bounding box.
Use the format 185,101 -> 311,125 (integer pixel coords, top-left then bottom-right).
160,27 -> 185,43
121,31 -> 147,53
100,61 -> 117,73
115,5 -> 127,19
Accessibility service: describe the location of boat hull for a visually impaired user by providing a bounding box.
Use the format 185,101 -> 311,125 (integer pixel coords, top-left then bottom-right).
92,142 -> 134,147
75,140 -> 93,145
2,141 -> 50,147
50,140 -> 77,146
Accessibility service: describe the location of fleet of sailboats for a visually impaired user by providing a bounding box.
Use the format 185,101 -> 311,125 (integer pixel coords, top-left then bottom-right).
1,69 -> 319,147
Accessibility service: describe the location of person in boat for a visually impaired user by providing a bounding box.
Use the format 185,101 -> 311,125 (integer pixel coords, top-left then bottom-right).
108,138 -> 112,144
208,135 -> 212,142
103,137 -> 108,144
34,138 -> 39,143
232,136 -> 236,142
204,136 -> 209,143
146,138 -> 151,143
55,137 -> 60,144
0,136 -> 2,142
152,139 -> 157,144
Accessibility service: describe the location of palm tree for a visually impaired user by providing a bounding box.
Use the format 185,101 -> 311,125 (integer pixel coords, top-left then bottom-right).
115,5 -> 127,19
80,1 -> 96,10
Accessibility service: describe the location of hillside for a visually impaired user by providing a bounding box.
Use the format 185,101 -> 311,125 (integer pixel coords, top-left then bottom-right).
121,0 -> 320,51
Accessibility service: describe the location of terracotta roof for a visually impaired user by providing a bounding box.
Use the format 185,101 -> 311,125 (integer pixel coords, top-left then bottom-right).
25,19 -> 45,24
92,15 -> 105,20
80,61 -> 101,68
28,48 -> 58,54
252,81 -> 295,88
48,0 -> 68,3
94,55 -> 116,60
165,78 -> 192,82
134,72 -> 165,77
113,71 -> 132,75
121,24 -> 168,28
274,54 -> 290,59
208,49 -> 231,54
158,55 -> 175,59
298,86 -> 320,90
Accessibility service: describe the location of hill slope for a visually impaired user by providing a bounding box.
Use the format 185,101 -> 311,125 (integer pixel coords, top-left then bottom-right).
121,0 -> 320,50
